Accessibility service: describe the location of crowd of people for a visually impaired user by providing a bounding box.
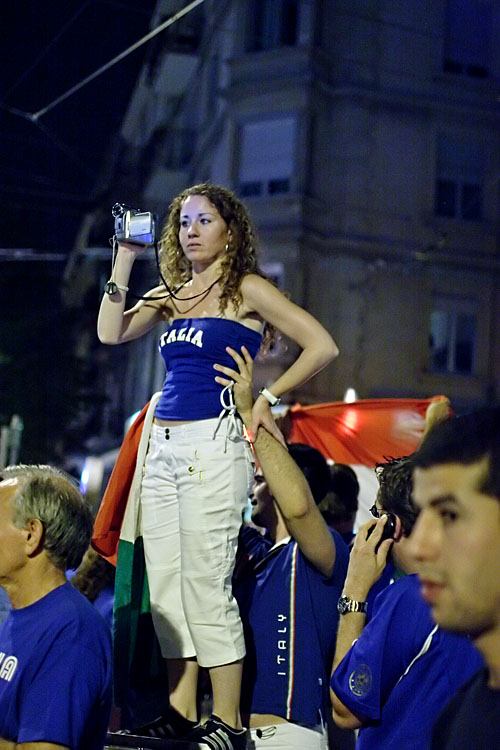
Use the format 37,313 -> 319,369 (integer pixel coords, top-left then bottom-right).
0,184 -> 499,750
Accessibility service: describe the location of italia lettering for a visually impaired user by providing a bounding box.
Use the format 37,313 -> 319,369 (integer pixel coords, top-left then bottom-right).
276,614 -> 288,678
0,653 -> 18,682
160,328 -> 203,348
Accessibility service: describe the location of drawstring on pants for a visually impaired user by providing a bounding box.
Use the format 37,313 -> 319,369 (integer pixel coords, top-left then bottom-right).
213,383 -> 240,451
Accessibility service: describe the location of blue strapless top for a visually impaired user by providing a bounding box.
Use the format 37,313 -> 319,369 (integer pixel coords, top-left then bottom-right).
155,317 -> 263,420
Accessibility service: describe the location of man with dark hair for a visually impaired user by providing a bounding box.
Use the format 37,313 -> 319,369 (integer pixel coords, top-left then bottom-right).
285,442 -> 333,506
215,348 -> 349,750
374,456 -> 418,535
318,464 -> 359,546
409,407 -> 500,748
0,465 -> 112,749
330,454 -> 482,749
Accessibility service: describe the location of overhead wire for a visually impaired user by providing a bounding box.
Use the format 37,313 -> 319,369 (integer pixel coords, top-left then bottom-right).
6,0 -> 205,123
0,0 -> 206,183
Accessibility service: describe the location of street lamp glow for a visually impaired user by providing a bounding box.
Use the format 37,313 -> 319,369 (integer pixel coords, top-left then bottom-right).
343,387 -> 358,403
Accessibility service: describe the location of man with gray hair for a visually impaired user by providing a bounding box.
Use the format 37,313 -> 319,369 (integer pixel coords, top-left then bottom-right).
0,465 -> 112,750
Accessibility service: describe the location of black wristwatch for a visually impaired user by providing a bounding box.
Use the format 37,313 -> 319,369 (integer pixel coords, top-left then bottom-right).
337,595 -> 368,615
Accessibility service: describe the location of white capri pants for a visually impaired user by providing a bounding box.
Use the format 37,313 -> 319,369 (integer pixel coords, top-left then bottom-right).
247,723 -> 328,750
139,418 -> 254,667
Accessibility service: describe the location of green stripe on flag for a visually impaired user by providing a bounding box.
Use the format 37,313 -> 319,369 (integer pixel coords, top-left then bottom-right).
113,536 -> 167,715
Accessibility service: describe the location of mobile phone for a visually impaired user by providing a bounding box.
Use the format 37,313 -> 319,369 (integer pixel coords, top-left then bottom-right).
366,513 -> 397,550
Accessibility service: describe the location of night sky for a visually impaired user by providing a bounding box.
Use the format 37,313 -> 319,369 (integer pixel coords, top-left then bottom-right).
1,0 -> 158,251
0,1 -> 161,462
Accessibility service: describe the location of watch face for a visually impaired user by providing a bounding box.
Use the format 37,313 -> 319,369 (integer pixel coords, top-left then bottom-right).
337,596 -> 349,614
337,596 -> 367,614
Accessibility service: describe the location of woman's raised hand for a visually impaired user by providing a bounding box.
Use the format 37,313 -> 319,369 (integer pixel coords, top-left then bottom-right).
214,346 -> 285,446
117,240 -> 150,258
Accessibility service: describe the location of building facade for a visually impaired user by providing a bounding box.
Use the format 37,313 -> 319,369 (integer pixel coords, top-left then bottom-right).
70,0 -> 500,442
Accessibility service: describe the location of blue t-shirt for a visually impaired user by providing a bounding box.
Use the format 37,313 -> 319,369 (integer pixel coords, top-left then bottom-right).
431,668 -> 500,749
0,582 -> 112,749
235,526 -> 349,726
331,574 -> 483,749
0,587 -> 10,627
155,317 -> 263,420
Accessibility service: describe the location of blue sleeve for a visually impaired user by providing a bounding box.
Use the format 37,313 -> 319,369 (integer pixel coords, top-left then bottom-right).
365,562 -> 396,620
331,529 -> 350,582
331,575 -> 435,720
17,637 -> 111,746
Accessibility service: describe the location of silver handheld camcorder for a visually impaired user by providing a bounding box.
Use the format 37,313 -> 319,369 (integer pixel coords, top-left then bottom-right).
112,203 -> 156,246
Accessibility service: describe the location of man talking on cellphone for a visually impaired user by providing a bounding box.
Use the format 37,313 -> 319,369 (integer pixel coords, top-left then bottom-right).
330,453 -> 482,750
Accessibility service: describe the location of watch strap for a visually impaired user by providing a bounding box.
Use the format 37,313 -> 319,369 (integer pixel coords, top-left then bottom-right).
338,595 -> 368,615
259,387 -> 281,406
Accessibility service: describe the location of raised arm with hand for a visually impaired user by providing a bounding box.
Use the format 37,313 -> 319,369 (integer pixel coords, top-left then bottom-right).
240,275 -> 339,440
97,241 -> 166,345
214,345 -> 336,577
329,517 -> 393,729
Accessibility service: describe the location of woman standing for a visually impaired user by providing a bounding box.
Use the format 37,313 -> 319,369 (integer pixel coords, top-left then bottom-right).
98,183 -> 338,750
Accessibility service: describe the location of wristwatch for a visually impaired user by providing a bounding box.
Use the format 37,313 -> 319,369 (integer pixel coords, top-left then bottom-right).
337,595 -> 368,615
258,387 -> 281,406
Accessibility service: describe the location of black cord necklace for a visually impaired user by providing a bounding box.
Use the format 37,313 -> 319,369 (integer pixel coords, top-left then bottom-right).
108,236 -> 221,301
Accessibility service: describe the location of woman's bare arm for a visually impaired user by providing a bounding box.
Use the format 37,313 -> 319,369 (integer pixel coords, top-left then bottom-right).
240,274 -> 339,437
241,275 -> 338,393
97,243 -> 168,344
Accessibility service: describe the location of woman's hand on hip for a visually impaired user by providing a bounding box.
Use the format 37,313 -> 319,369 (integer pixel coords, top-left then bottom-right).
214,346 -> 254,423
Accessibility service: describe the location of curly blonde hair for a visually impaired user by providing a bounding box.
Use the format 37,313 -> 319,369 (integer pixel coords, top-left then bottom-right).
159,183 -> 266,315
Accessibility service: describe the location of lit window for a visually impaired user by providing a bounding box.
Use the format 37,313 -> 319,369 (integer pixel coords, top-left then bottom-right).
443,0 -> 491,78
429,298 -> 477,375
434,135 -> 484,221
247,0 -> 298,52
239,117 -> 296,197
